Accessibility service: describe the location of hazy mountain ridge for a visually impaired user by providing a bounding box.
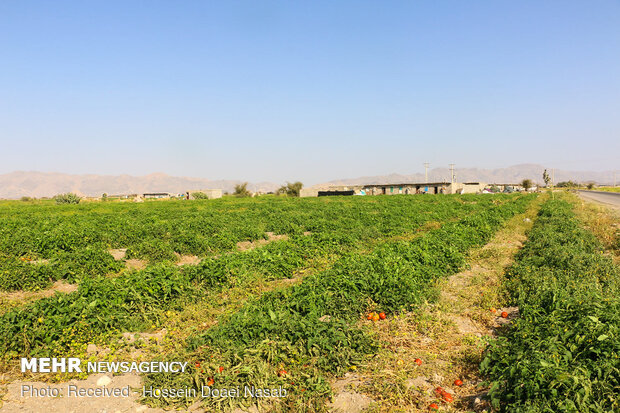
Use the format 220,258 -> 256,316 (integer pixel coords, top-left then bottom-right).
0,164 -> 616,199
324,164 -> 616,188
0,171 -> 280,199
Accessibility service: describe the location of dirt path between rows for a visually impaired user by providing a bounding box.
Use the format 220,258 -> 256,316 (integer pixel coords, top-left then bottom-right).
328,199 -> 542,412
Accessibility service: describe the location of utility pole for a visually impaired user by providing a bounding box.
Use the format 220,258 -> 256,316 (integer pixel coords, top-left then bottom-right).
552,169 -> 555,187
424,162 -> 430,182
449,164 -> 455,184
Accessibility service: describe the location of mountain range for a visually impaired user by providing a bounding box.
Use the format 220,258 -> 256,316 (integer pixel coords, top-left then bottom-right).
0,172 -> 279,199
0,164 -> 616,199
323,164 -> 617,188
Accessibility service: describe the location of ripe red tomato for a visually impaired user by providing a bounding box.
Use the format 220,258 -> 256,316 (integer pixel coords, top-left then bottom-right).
278,369 -> 287,377
501,311 -> 508,318
367,313 -> 373,320
442,392 -> 453,402
434,387 -> 444,396
194,362 -> 201,368
379,312 -> 386,320
429,402 -> 439,410
218,366 -> 224,373
414,358 -> 422,365
206,377 -> 214,386
454,379 -> 463,386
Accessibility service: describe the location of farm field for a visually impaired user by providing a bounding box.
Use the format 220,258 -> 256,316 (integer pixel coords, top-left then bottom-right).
2,192 -> 616,412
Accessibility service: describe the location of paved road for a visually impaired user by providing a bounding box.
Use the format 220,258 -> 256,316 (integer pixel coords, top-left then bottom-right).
577,190 -> 620,212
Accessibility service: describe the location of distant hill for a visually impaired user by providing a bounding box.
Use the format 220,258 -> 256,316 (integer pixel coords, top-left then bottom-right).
0,165 -> 616,199
320,164 -> 617,188
0,171 -> 279,199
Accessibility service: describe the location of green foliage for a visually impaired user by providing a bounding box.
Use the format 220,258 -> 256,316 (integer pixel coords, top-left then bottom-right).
277,181 -> 303,197
233,182 -> 251,197
145,194 -> 535,409
542,169 -> 550,187
191,191 -> 209,199
0,192 -> 537,411
53,193 -> 81,204
556,181 -> 578,188
0,264 -> 194,357
481,199 -> 620,412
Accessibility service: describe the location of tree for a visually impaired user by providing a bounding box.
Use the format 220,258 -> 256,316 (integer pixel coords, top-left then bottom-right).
277,181 -> 303,197
521,179 -> 533,191
587,183 -> 595,190
542,170 -> 551,187
191,191 -> 209,199
233,182 -> 251,197
54,193 -> 81,204
556,181 -> 577,188
102,193 -> 108,201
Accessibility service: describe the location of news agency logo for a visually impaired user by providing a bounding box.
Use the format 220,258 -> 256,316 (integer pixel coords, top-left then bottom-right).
21,358 -> 189,373
21,358 -> 82,373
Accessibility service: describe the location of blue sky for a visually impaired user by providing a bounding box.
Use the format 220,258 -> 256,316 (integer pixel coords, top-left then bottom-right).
1,1 -> 618,184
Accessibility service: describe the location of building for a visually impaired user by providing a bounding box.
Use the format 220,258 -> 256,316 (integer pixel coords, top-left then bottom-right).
186,189 -> 223,200
300,182 -> 487,197
142,192 -> 170,199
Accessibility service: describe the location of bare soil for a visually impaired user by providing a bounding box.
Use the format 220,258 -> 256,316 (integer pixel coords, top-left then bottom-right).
236,232 -> 289,252
0,280 -> 77,304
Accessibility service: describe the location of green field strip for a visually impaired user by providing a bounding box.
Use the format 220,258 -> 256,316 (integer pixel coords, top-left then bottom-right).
481,197 -> 620,412
0,195 -> 504,293
141,194 -> 535,412
0,195 -> 508,361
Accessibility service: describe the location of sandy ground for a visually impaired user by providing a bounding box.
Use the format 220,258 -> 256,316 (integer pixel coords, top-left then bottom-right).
236,232 -> 289,252
0,280 -> 77,305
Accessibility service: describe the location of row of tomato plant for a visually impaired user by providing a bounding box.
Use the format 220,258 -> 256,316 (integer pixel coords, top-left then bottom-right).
0,195 -> 512,355
481,199 -> 620,412
0,195 -> 502,292
143,194 -> 535,411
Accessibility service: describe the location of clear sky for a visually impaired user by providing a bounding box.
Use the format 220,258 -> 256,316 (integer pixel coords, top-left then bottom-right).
1,1 -> 619,184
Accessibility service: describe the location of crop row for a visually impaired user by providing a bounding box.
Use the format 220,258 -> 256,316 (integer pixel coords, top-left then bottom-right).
0,234 -> 326,357
0,195 -> 508,292
481,199 -> 620,412
143,194 -> 535,411
0,194 -> 503,356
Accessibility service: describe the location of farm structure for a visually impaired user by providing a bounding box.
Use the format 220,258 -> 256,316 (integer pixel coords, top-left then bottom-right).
142,192 -> 171,199
186,189 -> 223,200
300,182 -> 487,197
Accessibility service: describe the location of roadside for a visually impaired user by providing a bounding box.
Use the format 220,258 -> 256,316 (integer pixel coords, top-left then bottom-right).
333,196 -> 543,412
571,192 -> 619,263
576,190 -> 620,213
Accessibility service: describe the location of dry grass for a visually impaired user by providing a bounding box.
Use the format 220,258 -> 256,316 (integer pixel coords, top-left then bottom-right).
339,196 -> 544,412
569,192 -> 619,262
